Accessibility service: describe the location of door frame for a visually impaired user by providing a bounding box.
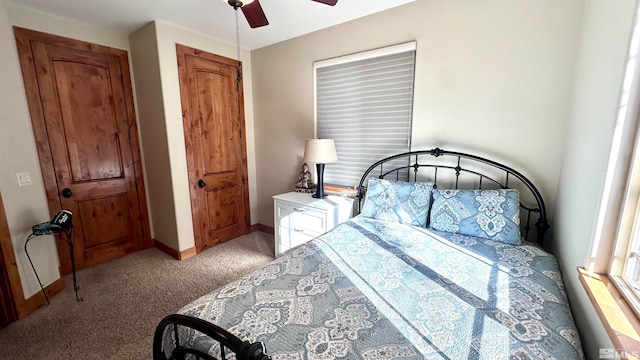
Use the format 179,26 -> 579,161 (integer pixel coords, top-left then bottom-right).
13,27 -> 152,272
0,193 -> 18,325
176,44 -> 251,253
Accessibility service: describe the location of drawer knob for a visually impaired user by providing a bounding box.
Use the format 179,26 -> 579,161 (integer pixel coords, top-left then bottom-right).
293,208 -> 305,212
293,228 -> 304,232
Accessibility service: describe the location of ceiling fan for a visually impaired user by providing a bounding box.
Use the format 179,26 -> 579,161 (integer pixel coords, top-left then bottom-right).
226,0 -> 338,28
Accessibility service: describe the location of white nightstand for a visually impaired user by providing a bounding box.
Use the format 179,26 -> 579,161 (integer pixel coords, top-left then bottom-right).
273,192 -> 354,257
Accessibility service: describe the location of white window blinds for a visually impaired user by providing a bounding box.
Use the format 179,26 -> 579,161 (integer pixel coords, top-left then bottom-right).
315,42 -> 416,187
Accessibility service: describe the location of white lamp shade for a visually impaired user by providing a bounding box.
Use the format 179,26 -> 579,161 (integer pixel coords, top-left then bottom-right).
303,139 -> 337,163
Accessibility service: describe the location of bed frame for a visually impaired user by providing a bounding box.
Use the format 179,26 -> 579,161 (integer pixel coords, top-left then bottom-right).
152,147 -> 550,359
153,314 -> 271,360
355,148 -> 549,245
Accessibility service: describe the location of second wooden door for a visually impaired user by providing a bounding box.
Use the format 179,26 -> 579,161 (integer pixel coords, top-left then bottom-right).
14,28 -> 151,273
177,44 -> 250,251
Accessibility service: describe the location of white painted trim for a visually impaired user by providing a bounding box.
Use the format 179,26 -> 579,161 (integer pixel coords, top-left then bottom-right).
313,41 -> 417,69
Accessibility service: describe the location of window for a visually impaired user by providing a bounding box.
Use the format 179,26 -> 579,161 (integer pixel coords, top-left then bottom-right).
314,42 -> 416,188
611,146 -> 640,317
581,5 -> 640,351
589,17 -> 640,307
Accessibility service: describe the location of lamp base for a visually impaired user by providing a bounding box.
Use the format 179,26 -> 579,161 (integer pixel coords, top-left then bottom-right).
313,163 -> 326,198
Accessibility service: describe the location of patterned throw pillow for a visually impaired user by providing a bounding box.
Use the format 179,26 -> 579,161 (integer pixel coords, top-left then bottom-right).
361,178 -> 433,227
429,189 -> 521,245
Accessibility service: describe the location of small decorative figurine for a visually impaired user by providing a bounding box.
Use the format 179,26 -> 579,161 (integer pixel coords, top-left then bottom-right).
294,163 -> 316,193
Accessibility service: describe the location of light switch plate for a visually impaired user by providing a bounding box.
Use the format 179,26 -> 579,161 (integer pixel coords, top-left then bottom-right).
16,172 -> 32,187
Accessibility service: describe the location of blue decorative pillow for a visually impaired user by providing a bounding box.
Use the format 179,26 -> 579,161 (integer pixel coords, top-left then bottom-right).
361,179 -> 433,227
429,189 -> 521,245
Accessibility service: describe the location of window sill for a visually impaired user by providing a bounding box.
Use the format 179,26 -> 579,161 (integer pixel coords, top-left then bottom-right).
578,267 -> 640,357
324,184 -> 358,197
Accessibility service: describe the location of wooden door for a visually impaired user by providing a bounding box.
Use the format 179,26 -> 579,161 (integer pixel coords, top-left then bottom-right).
176,44 -> 250,251
14,28 -> 151,274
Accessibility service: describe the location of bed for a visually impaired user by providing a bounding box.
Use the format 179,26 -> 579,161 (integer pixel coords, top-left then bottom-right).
153,148 -> 584,360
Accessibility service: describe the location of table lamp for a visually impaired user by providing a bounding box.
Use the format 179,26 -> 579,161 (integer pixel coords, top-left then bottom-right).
303,139 -> 337,198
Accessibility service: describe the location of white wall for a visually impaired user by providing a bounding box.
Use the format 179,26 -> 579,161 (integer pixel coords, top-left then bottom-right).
0,1 -> 55,298
129,22 -> 179,250
0,2 -> 139,297
252,0 -> 583,229
553,0 -> 639,357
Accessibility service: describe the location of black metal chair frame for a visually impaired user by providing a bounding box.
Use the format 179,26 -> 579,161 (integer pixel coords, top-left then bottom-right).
356,148 -> 549,245
153,314 -> 271,360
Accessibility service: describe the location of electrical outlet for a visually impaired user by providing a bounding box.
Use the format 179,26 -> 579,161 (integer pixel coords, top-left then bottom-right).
16,172 -> 32,187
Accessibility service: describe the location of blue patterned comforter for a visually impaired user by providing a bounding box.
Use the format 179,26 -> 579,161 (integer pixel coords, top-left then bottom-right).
177,216 -> 583,359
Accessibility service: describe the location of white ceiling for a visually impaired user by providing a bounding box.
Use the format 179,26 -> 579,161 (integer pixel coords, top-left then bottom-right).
6,0 -> 414,50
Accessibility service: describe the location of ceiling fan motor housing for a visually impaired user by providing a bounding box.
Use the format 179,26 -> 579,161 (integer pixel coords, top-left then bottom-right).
227,0 -> 246,10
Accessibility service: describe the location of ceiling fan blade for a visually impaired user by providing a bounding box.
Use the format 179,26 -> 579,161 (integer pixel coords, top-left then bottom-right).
312,0 -> 338,5
241,0 -> 269,28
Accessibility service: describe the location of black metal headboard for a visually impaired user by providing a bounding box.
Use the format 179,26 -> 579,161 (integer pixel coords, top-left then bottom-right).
355,148 -> 549,246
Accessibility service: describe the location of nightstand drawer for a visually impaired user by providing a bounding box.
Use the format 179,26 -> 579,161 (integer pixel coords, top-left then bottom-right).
278,224 -> 319,249
276,202 -> 326,233
273,192 -> 354,257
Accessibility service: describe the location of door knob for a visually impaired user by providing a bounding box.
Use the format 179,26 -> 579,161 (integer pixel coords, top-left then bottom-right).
198,180 -> 206,188
61,188 -> 73,198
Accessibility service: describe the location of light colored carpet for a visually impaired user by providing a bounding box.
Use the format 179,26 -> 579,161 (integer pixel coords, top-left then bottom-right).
0,231 -> 275,359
